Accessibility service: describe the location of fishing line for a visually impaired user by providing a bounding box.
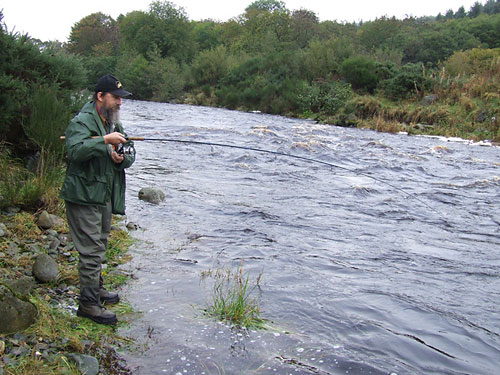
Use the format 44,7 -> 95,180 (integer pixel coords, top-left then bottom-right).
127,136 -> 448,223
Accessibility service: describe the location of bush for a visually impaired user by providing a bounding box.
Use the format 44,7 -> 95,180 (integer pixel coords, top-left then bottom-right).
380,63 -> 431,99
341,56 -> 379,93
297,79 -> 353,115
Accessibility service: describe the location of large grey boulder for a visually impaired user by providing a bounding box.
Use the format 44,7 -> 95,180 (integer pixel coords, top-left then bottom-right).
138,187 -> 166,204
32,253 -> 58,283
3,276 -> 36,297
0,285 -> 37,334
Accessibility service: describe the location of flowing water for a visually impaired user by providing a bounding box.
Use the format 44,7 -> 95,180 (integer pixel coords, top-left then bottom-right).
117,100 -> 500,375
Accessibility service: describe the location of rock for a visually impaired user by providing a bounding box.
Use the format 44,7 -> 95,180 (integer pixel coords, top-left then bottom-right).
126,222 -> 139,231
475,111 -> 489,123
138,187 -> 166,204
36,211 -> 53,229
32,254 -> 58,283
0,223 -> 9,237
36,211 -> 64,230
3,207 -> 20,216
413,123 -> 435,131
0,285 -> 37,334
420,94 -> 438,106
0,339 -> 4,355
50,238 -> 61,250
67,353 -> 99,375
4,276 -> 36,297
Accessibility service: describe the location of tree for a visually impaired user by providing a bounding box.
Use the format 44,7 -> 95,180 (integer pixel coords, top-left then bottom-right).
290,9 -> 320,48
483,0 -> 500,14
119,1 -> 195,62
445,9 -> 455,19
245,0 -> 286,13
192,20 -> 224,52
358,17 -> 401,52
341,56 -> 379,93
67,13 -> 119,56
468,2 -> 484,18
455,6 -> 467,19
237,1 -> 292,53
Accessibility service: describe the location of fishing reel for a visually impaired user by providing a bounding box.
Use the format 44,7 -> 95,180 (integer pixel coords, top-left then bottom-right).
115,142 -> 136,156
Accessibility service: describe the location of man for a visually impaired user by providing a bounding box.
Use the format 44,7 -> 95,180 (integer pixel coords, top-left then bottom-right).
60,74 -> 135,325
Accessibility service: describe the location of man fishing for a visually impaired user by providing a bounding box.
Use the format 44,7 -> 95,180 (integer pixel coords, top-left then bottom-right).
60,74 -> 135,325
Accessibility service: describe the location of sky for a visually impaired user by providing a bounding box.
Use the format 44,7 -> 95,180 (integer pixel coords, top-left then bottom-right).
1,0 -> 482,42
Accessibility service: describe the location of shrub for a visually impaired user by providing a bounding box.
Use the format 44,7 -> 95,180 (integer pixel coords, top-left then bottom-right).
380,63 -> 431,99
341,56 -> 379,93
297,80 -> 353,115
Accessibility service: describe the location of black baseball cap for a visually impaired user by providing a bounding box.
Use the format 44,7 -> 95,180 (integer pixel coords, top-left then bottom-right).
95,74 -> 132,97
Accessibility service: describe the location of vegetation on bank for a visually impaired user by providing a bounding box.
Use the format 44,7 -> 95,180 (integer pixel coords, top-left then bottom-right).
0,211 -> 134,375
1,0 -> 500,162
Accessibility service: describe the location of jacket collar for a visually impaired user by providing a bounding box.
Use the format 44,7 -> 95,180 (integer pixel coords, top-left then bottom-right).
82,101 -> 107,136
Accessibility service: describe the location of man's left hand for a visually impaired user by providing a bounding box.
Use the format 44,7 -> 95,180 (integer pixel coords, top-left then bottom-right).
111,151 -> 124,164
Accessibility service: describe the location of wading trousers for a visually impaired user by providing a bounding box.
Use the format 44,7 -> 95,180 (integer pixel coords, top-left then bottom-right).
65,200 -> 112,305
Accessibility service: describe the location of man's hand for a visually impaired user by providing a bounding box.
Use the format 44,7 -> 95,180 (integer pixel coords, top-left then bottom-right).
104,132 -> 126,145
111,151 -> 124,164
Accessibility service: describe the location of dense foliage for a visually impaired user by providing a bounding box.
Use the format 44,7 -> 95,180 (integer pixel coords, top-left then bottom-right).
61,0 -> 500,141
1,0 -> 500,158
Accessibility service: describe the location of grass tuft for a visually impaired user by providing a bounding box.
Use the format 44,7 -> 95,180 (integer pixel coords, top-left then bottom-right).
203,265 -> 266,329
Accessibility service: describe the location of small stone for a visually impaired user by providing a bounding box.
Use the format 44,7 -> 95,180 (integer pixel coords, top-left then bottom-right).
46,229 -> 58,238
49,239 -> 61,250
67,353 -> 99,375
0,340 -> 5,355
126,222 -> 138,231
0,223 -> 9,237
32,254 -> 59,283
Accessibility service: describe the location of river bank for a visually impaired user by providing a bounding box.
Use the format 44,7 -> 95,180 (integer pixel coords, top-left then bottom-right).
0,208 -> 134,375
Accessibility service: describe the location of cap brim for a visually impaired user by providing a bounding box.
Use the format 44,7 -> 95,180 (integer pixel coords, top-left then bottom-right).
110,88 -> 132,97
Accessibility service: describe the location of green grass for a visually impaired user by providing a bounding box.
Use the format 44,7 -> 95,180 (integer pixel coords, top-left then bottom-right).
203,266 -> 266,329
0,211 -> 135,375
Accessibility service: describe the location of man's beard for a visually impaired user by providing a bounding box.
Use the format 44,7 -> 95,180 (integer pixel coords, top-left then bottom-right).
102,106 -> 120,124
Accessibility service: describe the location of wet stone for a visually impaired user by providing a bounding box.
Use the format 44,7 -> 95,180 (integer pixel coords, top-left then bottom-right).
67,353 -> 99,375
50,239 -> 61,250
46,229 -> 58,238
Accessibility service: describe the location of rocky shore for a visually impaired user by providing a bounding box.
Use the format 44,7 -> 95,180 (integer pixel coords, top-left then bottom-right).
0,207 -> 133,375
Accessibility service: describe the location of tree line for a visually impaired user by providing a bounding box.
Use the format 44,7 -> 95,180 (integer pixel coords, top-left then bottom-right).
1,0 -> 500,154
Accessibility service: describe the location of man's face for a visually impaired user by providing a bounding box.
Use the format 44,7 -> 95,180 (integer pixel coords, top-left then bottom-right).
100,92 -> 122,111
98,92 -> 122,123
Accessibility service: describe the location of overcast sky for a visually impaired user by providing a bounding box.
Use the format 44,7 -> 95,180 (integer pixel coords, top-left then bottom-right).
1,0 -> 481,42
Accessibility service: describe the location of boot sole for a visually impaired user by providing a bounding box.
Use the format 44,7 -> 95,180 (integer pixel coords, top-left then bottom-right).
77,309 -> 118,325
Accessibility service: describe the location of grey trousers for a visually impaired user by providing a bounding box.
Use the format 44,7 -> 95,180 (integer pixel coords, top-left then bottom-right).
66,200 -> 112,303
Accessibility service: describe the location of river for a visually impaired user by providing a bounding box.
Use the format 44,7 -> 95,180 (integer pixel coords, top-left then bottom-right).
117,99 -> 500,375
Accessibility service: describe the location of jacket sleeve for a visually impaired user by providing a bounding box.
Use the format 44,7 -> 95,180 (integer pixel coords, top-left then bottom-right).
65,119 -> 108,162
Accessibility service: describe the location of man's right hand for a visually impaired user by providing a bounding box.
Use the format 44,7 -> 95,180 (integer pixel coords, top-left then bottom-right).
103,132 -> 126,145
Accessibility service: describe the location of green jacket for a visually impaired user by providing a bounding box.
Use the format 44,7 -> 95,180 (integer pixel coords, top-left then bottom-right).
60,101 -> 135,214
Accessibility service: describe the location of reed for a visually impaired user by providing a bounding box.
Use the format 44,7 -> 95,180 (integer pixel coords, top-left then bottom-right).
203,265 -> 265,329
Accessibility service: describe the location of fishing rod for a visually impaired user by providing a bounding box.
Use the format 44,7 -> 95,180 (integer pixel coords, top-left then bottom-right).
61,135 -> 447,222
